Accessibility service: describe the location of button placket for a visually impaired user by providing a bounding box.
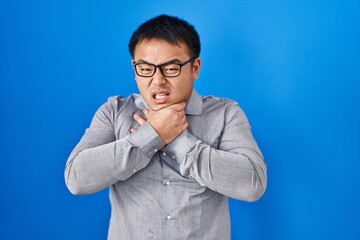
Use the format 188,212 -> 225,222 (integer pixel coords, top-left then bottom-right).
162,153 -> 176,231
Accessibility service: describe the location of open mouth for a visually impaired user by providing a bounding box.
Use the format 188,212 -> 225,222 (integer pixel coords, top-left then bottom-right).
152,92 -> 170,104
153,93 -> 169,100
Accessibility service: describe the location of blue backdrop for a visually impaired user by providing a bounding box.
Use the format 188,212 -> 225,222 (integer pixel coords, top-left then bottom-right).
1,0 -> 359,239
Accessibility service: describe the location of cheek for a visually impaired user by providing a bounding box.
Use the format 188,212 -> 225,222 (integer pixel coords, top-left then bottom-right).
135,80 -> 148,92
175,82 -> 194,99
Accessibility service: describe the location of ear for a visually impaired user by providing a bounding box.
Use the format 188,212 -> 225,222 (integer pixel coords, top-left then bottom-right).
192,58 -> 202,80
131,59 -> 137,80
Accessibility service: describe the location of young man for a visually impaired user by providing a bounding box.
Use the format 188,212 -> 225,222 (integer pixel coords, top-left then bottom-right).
65,14 -> 267,240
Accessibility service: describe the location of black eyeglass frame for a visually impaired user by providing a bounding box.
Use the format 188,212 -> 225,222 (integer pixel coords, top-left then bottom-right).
133,57 -> 196,78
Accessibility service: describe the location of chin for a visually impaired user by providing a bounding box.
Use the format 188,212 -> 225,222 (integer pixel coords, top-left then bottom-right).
149,103 -> 171,111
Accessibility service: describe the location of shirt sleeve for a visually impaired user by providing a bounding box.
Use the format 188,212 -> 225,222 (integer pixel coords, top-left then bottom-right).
165,103 -> 267,202
64,99 -> 165,195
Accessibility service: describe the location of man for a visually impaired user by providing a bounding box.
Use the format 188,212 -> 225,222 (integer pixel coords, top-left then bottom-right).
65,14 -> 267,240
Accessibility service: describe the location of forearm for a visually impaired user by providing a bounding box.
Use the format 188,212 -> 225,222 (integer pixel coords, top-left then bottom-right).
185,140 -> 266,201
166,130 -> 267,202
65,123 -> 165,195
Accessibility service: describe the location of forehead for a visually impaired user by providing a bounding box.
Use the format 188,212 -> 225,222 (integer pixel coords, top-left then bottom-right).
133,38 -> 191,61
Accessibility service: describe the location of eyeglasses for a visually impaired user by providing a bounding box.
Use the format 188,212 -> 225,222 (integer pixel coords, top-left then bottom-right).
133,57 -> 196,78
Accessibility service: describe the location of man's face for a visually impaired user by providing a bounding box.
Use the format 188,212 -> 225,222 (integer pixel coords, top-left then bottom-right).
132,39 -> 201,111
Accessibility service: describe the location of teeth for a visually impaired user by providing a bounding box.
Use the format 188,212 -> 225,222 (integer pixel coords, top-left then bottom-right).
154,94 -> 168,99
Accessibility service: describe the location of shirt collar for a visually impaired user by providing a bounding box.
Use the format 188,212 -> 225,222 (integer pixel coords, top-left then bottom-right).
134,89 -> 203,115
185,89 -> 203,115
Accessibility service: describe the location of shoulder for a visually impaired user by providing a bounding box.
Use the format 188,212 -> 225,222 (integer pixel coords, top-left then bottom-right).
93,94 -> 138,120
201,95 -> 241,113
100,94 -> 139,112
202,95 -> 238,105
200,95 -> 249,123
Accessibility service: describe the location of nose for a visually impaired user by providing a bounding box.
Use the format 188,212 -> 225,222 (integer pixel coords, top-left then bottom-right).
152,67 -> 167,86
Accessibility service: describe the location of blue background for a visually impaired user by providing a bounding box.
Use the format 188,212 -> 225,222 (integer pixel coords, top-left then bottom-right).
1,0 -> 359,239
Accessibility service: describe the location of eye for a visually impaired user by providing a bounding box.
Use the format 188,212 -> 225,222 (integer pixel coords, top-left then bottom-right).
164,64 -> 180,73
141,67 -> 152,72
136,64 -> 154,75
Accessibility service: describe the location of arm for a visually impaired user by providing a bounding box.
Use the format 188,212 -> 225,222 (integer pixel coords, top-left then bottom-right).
166,103 -> 267,202
64,99 -> 165,195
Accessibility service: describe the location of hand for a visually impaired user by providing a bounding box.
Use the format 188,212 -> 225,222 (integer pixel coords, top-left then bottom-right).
132,102 -> 188,144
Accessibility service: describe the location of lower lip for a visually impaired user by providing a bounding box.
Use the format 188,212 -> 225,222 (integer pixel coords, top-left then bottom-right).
154,95 -> 170,104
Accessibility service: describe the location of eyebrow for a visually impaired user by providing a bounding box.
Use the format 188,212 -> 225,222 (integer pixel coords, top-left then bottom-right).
136,58 -> 182,65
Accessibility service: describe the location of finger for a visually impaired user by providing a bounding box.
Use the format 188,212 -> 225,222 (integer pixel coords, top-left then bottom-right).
178,113 -> 187,128
143,108 -> 150,118
180,113 -> 187,122
130,128 -> 137,133
182,121 -> 189,131
168,102 -> 186,111
183,118 -> 188,127
133,113 -> 146,125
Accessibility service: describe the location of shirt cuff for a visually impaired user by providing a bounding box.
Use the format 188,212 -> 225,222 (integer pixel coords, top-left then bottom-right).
128,122 -> 166,159
165,130 -> 198,165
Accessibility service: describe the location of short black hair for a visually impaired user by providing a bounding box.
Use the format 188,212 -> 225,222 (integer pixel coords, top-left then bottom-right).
128,14 -> 201,58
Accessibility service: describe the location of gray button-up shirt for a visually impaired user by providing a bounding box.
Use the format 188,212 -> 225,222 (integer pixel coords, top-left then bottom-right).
65,90 -> 267,240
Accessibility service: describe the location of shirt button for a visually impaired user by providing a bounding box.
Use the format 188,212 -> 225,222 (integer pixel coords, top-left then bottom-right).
162,152 -> 167,156
166,215 -> 172,220
165,181 -> 171,186
154,149 -> 158,153
132,169 -> 136,173
171,155 -> 176,159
